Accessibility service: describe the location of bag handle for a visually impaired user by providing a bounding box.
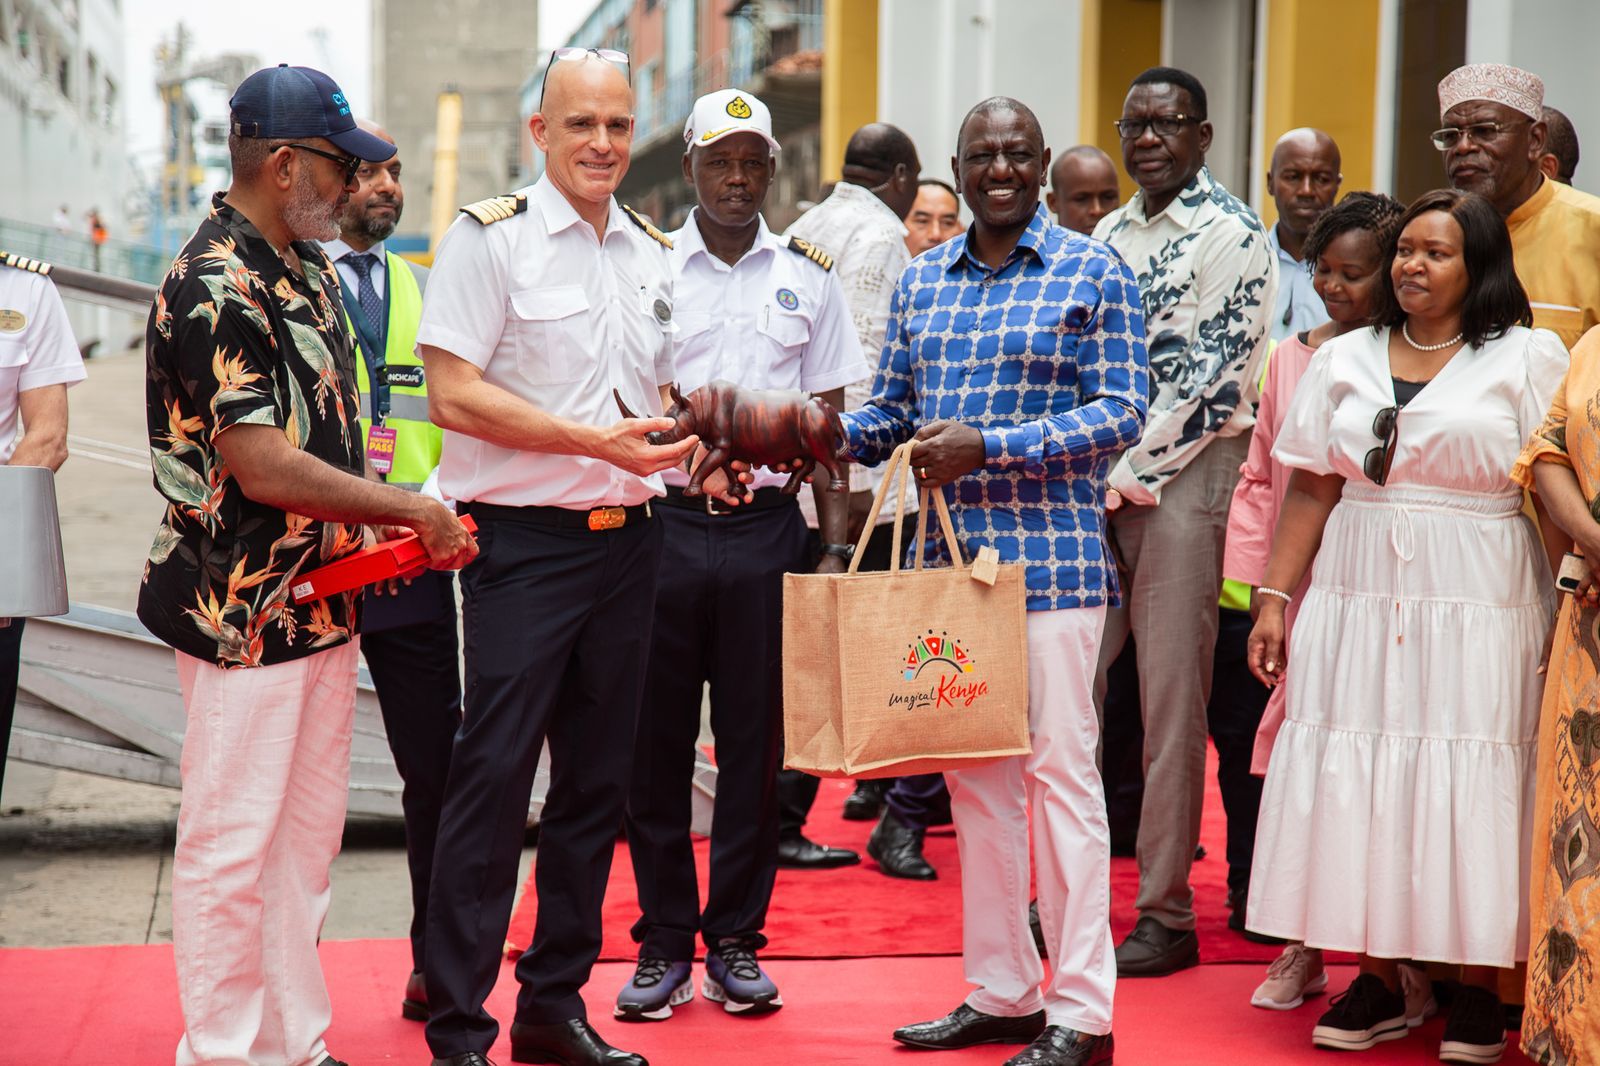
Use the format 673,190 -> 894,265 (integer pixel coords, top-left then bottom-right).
847,440 -> 919,574
912,483 -> 965,570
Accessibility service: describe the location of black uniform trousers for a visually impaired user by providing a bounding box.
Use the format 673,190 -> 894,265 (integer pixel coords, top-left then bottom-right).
0,618 -> 23,800
1098,608 -> 1272,894
359,571 -> 461,974
424,505 -> 663,1057
775,516 -> 910,837
625,495 -> 808,960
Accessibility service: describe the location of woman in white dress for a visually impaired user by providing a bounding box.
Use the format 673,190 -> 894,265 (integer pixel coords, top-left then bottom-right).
1244,188 -> 1569,1064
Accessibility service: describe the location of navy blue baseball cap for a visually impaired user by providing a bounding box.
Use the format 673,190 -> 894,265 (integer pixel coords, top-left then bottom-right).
229,64 -> 396,162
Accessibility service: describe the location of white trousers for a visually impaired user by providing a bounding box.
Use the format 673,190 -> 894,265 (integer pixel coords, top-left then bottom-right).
171,641 -> 360,1066
946,606 -> 1115,1034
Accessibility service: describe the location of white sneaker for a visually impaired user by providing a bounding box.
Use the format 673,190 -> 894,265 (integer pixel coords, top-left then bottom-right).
1251,942 -> 1329,1010
1399,962 -> 1437,1028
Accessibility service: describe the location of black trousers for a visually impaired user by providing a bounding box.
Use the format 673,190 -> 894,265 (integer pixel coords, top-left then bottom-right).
0,618 -> 23,801
775,516 -> 912,838
625,500 -> 808,959
884,772 -> 949,830
360,572 -> 462,974
1099,608 -> 1271,893
424,508 -> 663,1056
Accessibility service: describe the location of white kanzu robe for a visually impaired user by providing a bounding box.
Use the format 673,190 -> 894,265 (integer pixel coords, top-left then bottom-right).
1246,324 -> 1568,966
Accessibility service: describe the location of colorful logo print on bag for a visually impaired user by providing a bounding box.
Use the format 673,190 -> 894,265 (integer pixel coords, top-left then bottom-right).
890,630 -> 989,711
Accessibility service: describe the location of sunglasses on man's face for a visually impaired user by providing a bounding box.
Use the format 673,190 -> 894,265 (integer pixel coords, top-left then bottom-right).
284,143 -> 362,185
538,47 -> 631,108
1363,405 -> 1400,485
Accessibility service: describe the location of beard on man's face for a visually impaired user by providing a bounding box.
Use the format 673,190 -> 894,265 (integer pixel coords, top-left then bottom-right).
344,198 -> 401,243
283,164 -> 344,243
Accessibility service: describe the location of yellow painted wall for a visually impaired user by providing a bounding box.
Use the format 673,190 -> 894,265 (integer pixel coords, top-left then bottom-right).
822,0 -> 880,182
1078,0 -> 1164,160
1259,0 -> 1381,226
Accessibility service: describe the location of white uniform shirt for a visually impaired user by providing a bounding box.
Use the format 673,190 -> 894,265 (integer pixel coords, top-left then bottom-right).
0,264 -> 85,463
416,176 -> 677,509
782,180 -> 912,516
665,211 -> 865,490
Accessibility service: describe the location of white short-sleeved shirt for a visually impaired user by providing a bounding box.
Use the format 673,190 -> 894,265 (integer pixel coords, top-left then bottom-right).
665,211 -> 865,489
416,176 -> 677,508
0,263 -> 85,463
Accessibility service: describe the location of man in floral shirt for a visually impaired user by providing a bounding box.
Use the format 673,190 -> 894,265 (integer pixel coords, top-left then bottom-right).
138,65 -> 475,1066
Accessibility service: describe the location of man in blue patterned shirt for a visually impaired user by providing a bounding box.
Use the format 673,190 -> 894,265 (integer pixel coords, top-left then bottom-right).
848,97 -> 1147,1066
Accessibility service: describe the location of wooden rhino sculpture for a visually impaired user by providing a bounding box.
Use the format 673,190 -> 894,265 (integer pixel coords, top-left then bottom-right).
614,380 -> 848,498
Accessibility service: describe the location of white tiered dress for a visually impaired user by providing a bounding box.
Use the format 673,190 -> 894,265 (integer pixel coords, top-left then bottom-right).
1245,324 -> 1568,966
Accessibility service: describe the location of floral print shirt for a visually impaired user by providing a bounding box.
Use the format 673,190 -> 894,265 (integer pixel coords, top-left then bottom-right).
137,194 -> 365,668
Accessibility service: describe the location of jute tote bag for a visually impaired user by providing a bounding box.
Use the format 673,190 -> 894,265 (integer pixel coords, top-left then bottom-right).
782,441 -> 1030,778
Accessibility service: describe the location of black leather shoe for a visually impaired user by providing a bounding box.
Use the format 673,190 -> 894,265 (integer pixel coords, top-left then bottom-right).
776,834 -> 860,869
430,1055 -> 494,1066
1004,1028 -> 1114,1065
867,809 -> 936,880
1115,916 -> 1199,977
509,1019 -> 646,1066
403,969 -> 429,1021
842,780 -> 888,821
319,1058 -> 351,1066
893,1003 -> 1047,1049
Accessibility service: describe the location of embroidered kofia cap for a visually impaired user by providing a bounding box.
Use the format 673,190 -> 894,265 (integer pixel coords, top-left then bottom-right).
683,88 -> 781,154
229,64 -> 396,162
1438,63 -> 1544,121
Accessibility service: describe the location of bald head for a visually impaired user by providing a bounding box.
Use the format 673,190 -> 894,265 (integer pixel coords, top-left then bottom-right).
841,122 -> 921,219
1047,145 -> 1121,235
957,97 -> 1044,154
1542,106 -> 1579,183
531,53 -> 635,216
1267,127 -> 1341,247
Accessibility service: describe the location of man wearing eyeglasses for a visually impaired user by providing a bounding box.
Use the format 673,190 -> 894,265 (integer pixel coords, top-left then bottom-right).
1091,65 -> 1276,979
140,64 -> 478,1066
415,47 -> 734,1066
1437,63 -> 1600,351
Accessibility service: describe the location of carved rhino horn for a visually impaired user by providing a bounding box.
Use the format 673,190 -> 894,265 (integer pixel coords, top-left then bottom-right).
670,382 -> 688,410
613,388 -> 639,421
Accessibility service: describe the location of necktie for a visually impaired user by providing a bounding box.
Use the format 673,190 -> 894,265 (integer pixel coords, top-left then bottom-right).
346,252 -> 386,351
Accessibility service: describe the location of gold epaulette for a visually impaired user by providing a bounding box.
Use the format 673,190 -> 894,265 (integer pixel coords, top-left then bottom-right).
786,237 -> 833,271
0,251 -> 52,275
459,194 -> 527,225
622,205 -> 673,250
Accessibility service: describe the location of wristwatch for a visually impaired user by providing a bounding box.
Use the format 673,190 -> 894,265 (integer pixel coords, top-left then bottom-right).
819,542 -> 855,561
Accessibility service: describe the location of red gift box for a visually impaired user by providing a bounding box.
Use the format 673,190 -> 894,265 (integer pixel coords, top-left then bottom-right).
291,515 -> 478,604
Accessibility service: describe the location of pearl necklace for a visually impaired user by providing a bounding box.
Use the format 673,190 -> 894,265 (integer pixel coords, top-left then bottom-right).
1402,321 -> 1464,351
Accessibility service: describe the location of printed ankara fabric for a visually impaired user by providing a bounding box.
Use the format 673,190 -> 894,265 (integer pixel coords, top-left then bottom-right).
841,205 -> 1148,611
1511,324 -> 1600,1064
139,194 -> 366,669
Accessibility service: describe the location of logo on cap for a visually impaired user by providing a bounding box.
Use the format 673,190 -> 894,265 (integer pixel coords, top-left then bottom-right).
726,95 -> 753,119
331,90 -> 350,116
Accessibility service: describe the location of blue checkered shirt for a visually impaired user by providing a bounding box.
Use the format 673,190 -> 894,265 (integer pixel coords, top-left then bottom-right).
841,205 -> 1149,611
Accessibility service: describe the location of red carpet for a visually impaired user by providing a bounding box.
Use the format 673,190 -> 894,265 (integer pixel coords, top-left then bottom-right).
507,746 -> 1284,964
0,939 -> 1535,1065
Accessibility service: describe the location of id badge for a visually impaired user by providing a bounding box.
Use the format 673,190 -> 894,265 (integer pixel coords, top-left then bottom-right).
366,424 -> 398,476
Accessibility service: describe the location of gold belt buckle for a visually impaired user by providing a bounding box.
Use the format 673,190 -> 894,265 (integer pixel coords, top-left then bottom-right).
587,506 -> 627,531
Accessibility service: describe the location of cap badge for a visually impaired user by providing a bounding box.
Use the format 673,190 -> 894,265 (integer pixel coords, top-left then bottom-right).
775,288 -> 798,311
726,95 -> 753,119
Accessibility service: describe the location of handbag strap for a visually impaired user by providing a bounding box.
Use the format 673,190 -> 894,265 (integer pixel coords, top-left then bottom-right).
846,440 -> 919,574
912,483 -> 965,570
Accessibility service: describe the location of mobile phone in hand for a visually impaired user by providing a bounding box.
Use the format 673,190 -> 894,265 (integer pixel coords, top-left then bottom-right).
1557,552 -> 1587,593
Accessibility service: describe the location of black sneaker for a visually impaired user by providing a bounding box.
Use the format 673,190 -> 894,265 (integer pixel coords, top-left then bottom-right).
1311,974 -> 1409,1051
1439,985 -> 1507,1064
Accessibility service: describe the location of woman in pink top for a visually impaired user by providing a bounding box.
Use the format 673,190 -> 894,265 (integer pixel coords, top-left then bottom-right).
1222,192 -> 1403,1012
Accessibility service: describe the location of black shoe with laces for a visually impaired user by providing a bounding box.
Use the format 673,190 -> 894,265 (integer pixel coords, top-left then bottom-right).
1311,974 -> 1409,1051
1439,985 -> 1507,1064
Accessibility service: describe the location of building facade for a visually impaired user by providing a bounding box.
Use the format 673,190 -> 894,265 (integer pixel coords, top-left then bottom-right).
521,0 -> 824,234
371,0 -> 539,254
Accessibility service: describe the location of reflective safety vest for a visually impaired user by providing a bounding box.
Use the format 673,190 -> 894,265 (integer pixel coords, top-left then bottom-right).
349,252 -> 441,492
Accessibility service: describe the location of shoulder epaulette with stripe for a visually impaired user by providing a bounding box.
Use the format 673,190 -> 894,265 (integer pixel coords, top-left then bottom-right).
459,194 -> 527,225
0,251 -> 52,275
622,205 -> 673,250
786,237 -> 833,272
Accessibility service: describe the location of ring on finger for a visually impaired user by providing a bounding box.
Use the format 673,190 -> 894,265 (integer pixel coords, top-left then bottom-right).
917,466 -> 929,479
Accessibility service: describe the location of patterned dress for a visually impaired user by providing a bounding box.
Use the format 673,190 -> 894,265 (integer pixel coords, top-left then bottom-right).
1514,324 -> 1600,1064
